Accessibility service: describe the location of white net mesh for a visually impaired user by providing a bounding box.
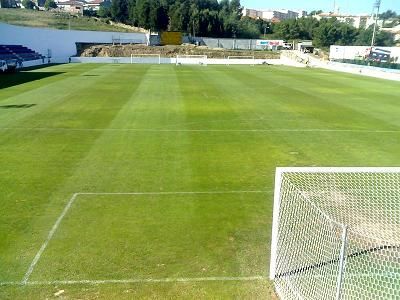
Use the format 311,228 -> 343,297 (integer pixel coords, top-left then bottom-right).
270,168 -> 400,300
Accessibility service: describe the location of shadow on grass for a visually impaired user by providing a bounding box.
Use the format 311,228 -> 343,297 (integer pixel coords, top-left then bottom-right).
0,104 -> 36,109
0,70 -> 64,89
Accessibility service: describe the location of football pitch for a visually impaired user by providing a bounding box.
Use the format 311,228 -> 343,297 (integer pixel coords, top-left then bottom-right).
0,64 -> 399,299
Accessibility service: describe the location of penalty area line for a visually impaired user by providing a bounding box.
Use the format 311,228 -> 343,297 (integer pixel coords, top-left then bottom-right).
2,276 -> 267,286
21,193 -> 79,285
20,190 -> 268,285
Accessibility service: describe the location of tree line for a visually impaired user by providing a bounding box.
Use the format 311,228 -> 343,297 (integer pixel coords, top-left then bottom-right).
100,0 -> 270,38
101,0 -> 395,46
6,0 -> 396,46
272,17 -> 395,47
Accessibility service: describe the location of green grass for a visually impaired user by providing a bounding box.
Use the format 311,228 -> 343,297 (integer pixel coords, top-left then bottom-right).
0,64 -> 399,299
0,8 -> 137,32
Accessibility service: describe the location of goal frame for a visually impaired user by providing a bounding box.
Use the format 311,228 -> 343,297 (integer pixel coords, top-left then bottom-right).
175,55 -> 208,66
270,166 -> 400,280
130,53 -> 161,64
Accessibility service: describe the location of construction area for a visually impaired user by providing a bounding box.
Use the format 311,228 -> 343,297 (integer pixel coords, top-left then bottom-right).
78,43 -> 280,59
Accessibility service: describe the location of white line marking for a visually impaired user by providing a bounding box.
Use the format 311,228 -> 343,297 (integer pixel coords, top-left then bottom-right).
79,191 -> 270,195
20,190 -> 268,285
2,276 -> 267,286
21,193 -> 79,285
3,272 -> 399,287
1,127 -> 400,133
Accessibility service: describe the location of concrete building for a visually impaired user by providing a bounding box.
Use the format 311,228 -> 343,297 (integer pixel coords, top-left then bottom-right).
243,8 -> 263,19
57,1 -> 84,15
243,8 -> 306,22
84,0 -> 105,11
314,13 -> 377,29
382,25 -> 400,42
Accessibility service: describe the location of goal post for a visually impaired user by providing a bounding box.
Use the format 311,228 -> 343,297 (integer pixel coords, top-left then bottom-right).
227,55 -> 255,65
270,167 -> 400,300
176,55 -> 207,66
130,54 -> 161,64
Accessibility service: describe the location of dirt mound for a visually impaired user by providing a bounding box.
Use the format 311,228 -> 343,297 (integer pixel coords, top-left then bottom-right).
79,44 -> 280,59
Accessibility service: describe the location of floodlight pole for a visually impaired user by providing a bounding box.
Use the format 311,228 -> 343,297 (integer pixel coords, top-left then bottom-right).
371,0 -> 381,47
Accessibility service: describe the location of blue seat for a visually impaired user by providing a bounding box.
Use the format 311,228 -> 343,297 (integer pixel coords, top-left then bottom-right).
0,44 -> 43,62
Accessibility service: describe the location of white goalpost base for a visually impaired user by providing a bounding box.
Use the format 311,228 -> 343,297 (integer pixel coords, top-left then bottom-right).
270,167 -> 400,300
130,54 -> 161,64
176,55 -> 207,66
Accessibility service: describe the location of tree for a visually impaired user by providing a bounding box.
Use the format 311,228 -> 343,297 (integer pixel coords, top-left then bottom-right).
148,0 -> 168,31
379,10 -> 397,20
274,19 -> 303,40
98,1 -> 112,18
313,19 -> 340,47
309,10 -> 323,16
169,2 -> 184,31
0,0 -> 11,8
254,18 -> 272,36
22,0 -> 35,9
297,17 -> 319,40
111,0 -> 129,23
135,0 -> 151,29
44,0 -> 57,10
237,16 -> 260,38
127,0 -> 137,25
336,22 -> 358,45
355,26 -> 395,46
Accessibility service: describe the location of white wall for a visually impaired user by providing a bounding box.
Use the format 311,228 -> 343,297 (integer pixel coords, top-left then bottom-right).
71,56 -> 302,67
0,23 -> 146,63
330,45 -> 400,62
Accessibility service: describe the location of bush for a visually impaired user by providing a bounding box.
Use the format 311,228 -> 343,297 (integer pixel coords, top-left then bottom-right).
44,0 -> 57,10
22,0 -> 35,9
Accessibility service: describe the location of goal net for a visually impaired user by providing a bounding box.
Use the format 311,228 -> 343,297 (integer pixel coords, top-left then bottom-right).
270,167 -> 400,300
131,54 -> 161,64
176,55 -> 207,66
227,56 -> 255,65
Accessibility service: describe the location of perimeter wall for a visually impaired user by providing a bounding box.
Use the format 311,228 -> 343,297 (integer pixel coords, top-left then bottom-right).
0,23 -> 146,63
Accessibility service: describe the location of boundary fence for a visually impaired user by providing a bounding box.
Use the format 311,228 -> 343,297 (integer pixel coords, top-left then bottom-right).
71,56 -> 286,65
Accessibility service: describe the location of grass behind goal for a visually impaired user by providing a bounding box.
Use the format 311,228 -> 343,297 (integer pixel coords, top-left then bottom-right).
0,64 -> 399,298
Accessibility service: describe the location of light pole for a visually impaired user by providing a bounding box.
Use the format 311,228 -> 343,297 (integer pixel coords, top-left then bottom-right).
371,0 -> 381,47
263,25 -> 269,38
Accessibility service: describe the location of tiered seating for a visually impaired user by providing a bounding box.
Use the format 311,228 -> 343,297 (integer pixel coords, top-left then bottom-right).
0,45 -> 44,62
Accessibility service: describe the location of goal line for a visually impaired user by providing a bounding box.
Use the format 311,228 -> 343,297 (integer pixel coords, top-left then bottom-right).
1,276 -> 266,286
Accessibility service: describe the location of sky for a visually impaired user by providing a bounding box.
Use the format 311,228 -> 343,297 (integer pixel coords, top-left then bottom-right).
240,0 -> 400,15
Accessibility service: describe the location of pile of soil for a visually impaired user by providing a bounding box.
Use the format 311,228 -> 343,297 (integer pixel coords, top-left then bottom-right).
78,44 -> 280,59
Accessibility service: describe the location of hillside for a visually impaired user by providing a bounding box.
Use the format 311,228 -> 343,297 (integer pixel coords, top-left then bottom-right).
0,8 -> 140,32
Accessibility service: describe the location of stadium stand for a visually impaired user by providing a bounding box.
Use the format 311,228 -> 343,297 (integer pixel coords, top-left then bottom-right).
0,45 -> 44,62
